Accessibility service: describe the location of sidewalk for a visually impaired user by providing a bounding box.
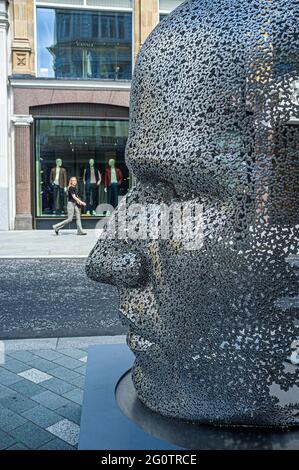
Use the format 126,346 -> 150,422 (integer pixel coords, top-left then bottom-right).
0,335 -> 126,450
0,230 -> 101,258
0,231 -> 124,450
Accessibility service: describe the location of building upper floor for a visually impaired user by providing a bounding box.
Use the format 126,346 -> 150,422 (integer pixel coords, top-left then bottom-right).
9,0 -> 184,86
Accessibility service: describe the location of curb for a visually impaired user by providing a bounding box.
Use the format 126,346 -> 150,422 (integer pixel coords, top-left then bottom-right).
1,335 -> 127,352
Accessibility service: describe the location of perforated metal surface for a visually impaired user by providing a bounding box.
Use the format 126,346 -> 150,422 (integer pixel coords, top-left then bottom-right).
87,0 -> 299,426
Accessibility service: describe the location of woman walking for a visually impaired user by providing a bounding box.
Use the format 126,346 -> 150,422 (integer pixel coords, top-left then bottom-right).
53,177 -> 87,236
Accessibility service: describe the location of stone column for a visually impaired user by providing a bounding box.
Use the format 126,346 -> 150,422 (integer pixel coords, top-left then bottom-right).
134,0 -> 159,61
0,1 -> 9,230
11,0 -> 35,76
11,114 -> 33,230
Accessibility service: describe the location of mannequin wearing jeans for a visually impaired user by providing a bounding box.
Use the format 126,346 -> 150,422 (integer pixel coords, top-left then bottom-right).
53,177 -> 86,235
104,159 -> 123,209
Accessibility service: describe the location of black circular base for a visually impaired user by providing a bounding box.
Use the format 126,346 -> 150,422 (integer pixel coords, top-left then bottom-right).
115,370 -> 299,450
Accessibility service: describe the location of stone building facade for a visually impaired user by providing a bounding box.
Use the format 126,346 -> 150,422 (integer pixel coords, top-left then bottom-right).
3,0 -> 182,230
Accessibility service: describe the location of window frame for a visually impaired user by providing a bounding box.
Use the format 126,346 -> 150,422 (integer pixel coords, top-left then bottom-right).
33,115 -> 131,220
34,0 -> 134,81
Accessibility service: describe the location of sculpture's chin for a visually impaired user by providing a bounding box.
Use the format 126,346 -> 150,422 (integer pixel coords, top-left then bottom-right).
131,355 -> 299,428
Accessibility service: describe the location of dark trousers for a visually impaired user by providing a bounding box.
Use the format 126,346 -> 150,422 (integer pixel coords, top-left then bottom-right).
53,184 -> 65,214
107,183 -> 119,209
86,183 -> 98,212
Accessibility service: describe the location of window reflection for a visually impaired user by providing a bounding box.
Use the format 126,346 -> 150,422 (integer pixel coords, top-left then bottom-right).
37,8 -> 132,80
35,119 -> 131,217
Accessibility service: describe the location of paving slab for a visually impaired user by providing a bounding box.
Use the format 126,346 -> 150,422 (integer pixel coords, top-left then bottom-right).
50,366 -> 81,384
79,356 -> 88,363
2,359 -> 31,374
0,428 -> 17,450
63,388 -> 84,405
22,405 -> 62,428
22,357 -> 59,372
31,390 -> 71,411
18,368 -> 53,384
56,402 -> 81,425
9,421 -> 55,449
0,334 -> 126,450
0,384 -> 14,399
0,369 -> 23,386
52,356 -> 83,370
38,437 -> 75,451
40,378 -> 75,395
0,392 -> 38,414
56,348 -> 87,359
0,406 -> 27,432
74,365 -> 87,375
6,442 -> 29,450
6,351 -> 39,363
30,349 -> 65,361
69,375 -> 85,389
47,419 -> 80,446
9,379 -> 44,398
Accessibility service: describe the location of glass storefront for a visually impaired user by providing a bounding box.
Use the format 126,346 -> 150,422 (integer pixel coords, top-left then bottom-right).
36,7 -> 132,80
35,118 -> 130,218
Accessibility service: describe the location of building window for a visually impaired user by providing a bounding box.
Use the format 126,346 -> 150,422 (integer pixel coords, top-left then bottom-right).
35,118 -> 131,217
36,7 -> 132,80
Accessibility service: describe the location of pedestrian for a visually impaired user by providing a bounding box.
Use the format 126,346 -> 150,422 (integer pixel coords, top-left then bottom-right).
53,177 -> 87,236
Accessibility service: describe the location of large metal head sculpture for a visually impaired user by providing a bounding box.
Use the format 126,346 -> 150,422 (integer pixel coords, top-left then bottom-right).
87,0 -> 299,426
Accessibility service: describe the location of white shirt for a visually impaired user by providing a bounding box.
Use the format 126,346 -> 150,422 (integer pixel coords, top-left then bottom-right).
90,167 -> 96,184
111,168 -> 117,184
54,167 -> 60,185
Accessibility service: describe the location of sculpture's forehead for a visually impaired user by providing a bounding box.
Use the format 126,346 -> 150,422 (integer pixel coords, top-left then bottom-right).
135,0 -> 297,89
131,2 -> 252,121
137,2 -> 250,72
131,0 -> 299,129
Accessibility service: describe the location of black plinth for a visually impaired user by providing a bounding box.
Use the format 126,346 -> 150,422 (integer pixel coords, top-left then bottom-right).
78,344 -> 179,450
79,344 -> 299,450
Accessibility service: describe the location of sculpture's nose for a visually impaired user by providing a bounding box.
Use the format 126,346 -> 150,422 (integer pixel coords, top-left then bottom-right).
86,180 -> 176,289
86,236 -> 148,289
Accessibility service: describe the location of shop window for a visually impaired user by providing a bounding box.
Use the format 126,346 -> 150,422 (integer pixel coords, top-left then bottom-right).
36,7 -> 132,80
35,118 -> 131,217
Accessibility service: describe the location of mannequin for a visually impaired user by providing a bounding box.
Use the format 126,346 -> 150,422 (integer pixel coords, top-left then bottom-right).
104,158 -> 123,209
83,159 -> 101,216
50,158 -> 67,214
